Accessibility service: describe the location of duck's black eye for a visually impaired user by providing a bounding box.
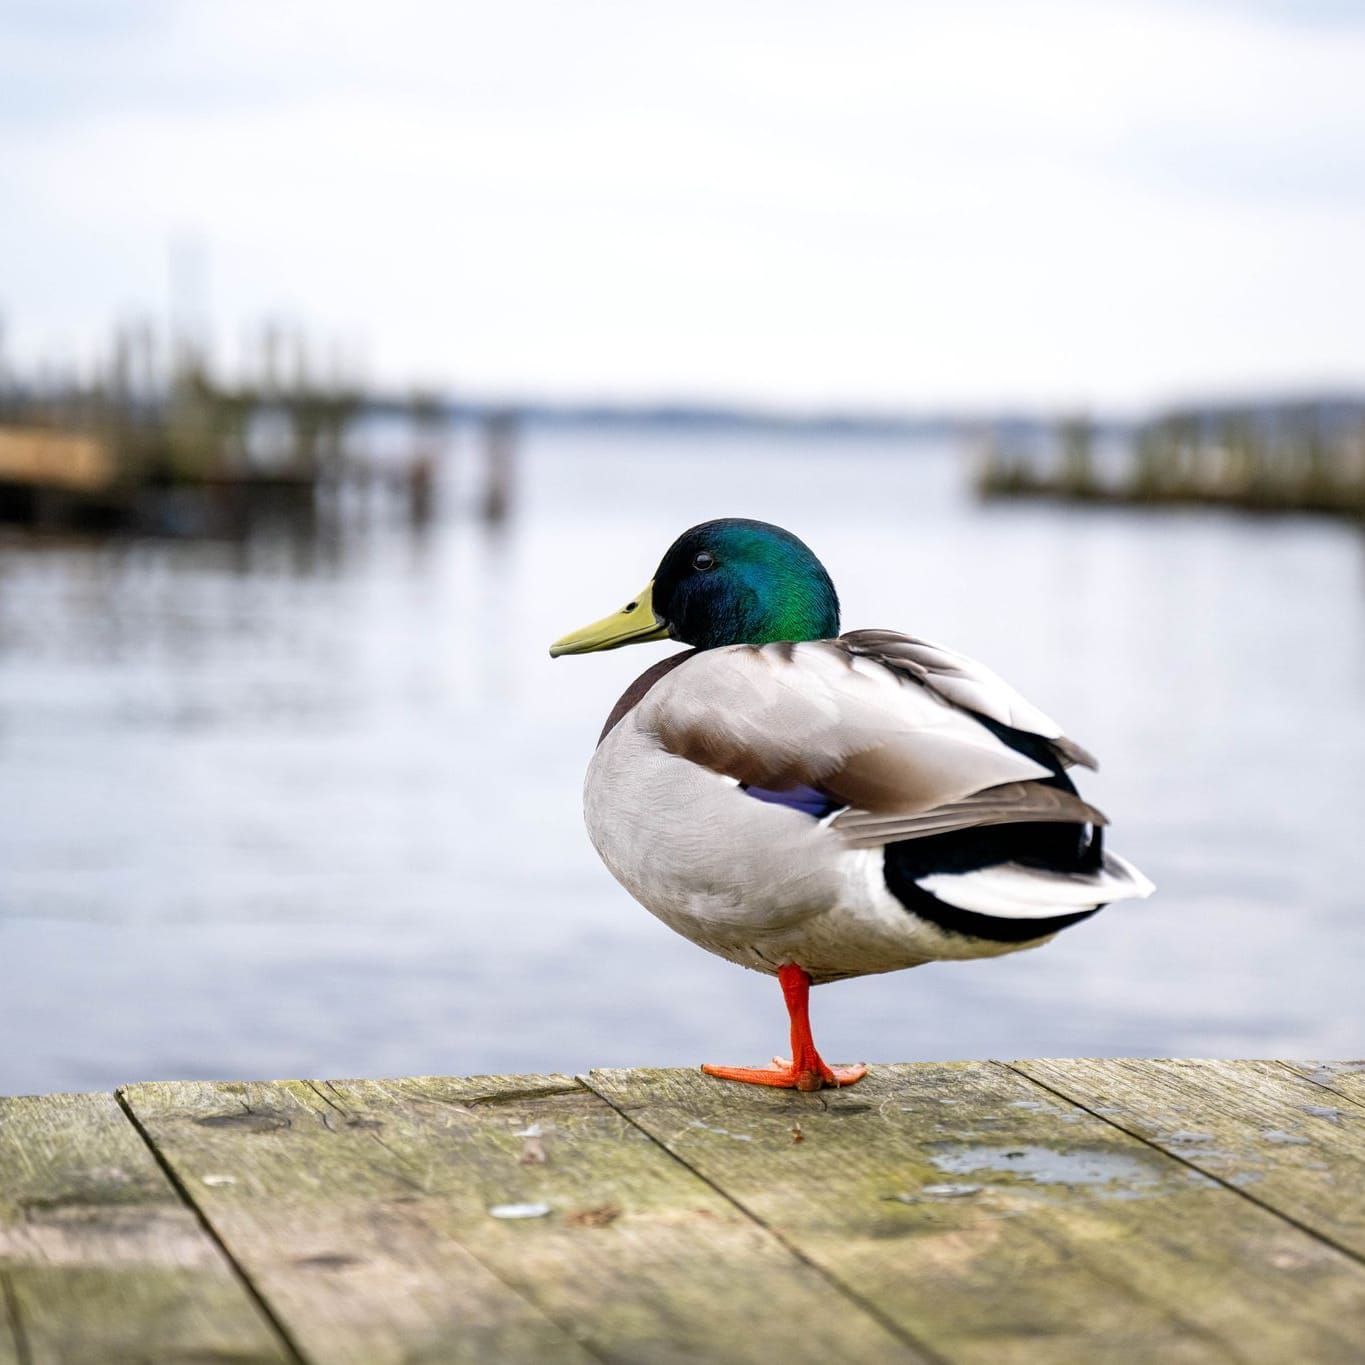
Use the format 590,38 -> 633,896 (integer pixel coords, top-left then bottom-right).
692,551 -> 716,571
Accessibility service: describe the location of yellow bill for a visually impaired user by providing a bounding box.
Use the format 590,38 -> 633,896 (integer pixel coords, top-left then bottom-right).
549,580 -> 671,656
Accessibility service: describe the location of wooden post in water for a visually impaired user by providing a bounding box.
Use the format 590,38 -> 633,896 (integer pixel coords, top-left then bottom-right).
405,390 -> 449,529
1059,414 -> 1094,495
481,407 -> 518,525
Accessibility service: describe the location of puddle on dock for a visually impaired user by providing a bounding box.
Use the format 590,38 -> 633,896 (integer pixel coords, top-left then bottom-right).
1300,1062 -> 1365,1086
1003,1098 -> 1082,1122
1151,1129 -> 1231,1159
924,1143 -> 1203,1199
1160,1129 -> 1215,1146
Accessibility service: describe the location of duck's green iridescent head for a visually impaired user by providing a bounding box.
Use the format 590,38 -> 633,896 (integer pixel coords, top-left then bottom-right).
550,518 -> 840,656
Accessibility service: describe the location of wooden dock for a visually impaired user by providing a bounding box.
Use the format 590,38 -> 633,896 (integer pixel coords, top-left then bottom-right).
974,405 -> 1365,522
3,1060 -> 1364,1363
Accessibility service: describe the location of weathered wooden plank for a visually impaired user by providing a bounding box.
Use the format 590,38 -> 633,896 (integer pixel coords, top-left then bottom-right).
0,1272 -> 21,1365
122,1073 -> 921,1365
586,1062 -> 1365,1365
327,1074 -> 924,1363
119,1078 -> 597,1365
0,1090 -> 289,1364
1015,1058 -> 1365,1261
1280,1061 -> 1365,1108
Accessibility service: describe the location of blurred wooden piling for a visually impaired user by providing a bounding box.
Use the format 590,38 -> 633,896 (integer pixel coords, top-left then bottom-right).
480,408 -> 518,525
3,1059 -> 1365,1362
977,404 -> 1365,521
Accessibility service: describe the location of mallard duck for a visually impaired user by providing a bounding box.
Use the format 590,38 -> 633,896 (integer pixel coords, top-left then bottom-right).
551,518 -> 1153,1091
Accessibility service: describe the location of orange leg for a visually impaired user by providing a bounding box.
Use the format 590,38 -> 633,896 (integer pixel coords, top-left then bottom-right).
702,963 -> 868,1092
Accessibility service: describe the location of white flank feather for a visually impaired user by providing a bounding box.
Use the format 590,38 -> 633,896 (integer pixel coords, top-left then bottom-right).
915,852 -> 1156,919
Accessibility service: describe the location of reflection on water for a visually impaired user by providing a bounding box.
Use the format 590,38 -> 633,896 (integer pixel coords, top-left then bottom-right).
2,428 -> 1363,1095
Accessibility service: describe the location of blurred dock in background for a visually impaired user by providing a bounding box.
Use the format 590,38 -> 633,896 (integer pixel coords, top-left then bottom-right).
8,311 -> 1365,541
977,400 -> 1365,521
0,320 -> 520,539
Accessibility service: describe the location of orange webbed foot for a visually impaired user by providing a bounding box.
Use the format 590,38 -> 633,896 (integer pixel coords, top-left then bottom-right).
701,1059 -> 868,1091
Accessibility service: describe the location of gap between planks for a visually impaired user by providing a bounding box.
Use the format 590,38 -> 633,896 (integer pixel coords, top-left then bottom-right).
588,1058 -> 1364,1271
582,1059 -> 1365,1362
574,1070 -> 946,1365
1275,1059 -> 1365,1108
117,1059 -> 1365,1320
14,1061 -> 1364,1365
116,1073 -> 921,1365
112,1088 -> 308,1365
1007,1058 -> 1365,1271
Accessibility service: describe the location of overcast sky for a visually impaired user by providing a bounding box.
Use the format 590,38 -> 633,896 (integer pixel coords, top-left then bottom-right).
3,0 -> 1363,411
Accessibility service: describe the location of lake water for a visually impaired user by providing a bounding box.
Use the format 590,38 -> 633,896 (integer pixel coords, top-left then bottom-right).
2,427 -> 1363,1096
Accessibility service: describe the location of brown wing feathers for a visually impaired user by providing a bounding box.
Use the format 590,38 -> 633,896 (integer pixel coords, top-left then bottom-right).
841,630 -> 1099,772
637,634 -> 1103,847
